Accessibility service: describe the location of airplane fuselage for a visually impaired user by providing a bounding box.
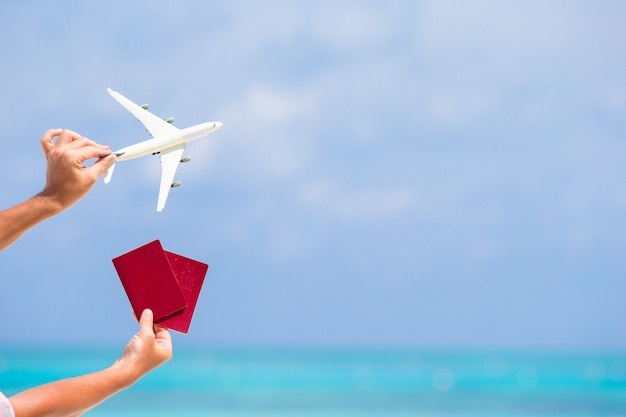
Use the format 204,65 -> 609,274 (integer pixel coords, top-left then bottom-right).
115,121 -> 222,161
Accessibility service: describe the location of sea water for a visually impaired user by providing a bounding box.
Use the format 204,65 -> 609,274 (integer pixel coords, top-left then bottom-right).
1,347 -> 625,416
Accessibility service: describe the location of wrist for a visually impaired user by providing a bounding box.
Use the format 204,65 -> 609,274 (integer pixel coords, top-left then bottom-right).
33,191 -> 66,216
108,359 -> 144,389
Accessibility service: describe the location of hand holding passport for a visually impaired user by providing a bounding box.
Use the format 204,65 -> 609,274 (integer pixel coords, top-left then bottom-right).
112,240 -> 208,333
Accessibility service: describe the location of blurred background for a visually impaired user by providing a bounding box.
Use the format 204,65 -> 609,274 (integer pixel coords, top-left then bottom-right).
1,1 -> 625,415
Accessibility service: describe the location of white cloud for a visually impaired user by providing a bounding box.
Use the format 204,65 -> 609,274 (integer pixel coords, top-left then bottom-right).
243,86 -> 316,124
298,178 -> 417,221
423,87 -> 502,129
211,85 -> 319,181
309,3 -> 393,51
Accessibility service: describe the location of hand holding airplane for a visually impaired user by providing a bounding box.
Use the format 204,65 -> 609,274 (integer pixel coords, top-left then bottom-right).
104,88 -> 222,211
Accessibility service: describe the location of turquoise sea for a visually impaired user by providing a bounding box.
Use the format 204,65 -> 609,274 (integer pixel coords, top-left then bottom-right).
1,347 -> 625,416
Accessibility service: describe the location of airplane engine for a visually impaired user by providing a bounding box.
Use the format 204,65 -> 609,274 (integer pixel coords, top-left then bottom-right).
171,181 -> 182,188
180,156 -> 191,163
140,103 -> 149,110
165,117 -> 174,124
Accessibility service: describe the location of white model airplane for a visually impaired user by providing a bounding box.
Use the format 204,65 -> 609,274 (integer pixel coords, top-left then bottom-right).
104,88 -> 222,211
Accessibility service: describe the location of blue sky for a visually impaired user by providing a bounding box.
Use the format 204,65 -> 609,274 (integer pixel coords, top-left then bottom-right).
0,0 -> 625,350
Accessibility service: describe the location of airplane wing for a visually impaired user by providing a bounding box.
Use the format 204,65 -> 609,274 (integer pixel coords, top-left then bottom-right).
157,145 -> 186,212
107,88 -> 179,138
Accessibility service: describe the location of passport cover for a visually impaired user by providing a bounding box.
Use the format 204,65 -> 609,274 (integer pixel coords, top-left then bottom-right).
112,240 -> 208,333
155,251 -> 209,333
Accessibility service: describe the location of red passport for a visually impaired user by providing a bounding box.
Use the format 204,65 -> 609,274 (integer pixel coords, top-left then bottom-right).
112,240 -> 208,333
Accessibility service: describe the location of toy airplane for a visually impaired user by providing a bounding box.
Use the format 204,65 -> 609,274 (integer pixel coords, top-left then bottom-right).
104,88 -> 222,211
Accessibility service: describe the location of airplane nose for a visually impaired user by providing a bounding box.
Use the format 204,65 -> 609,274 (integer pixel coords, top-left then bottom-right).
213,122 -> 223,130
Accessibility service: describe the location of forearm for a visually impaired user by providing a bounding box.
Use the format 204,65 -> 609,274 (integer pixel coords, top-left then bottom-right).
9,362 -> 138,417
0,194 -> 62,252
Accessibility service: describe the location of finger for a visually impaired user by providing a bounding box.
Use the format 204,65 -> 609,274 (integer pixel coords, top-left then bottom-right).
55,129 -> 84,146
63,134 -> 111,152
154,324 -> 172,342
69,144 -> 114,166
40,128 -> 64,153
63,135 -> 99,149
64,137 -> 112,163
153,324 -> 173,352
139,309 -> 155,335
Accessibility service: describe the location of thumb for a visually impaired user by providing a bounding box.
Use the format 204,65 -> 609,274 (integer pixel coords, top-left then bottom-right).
139,309 -> 155,334
90,153 -> 116,176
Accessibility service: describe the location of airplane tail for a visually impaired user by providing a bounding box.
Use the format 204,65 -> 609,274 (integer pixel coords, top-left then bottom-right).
104,162 -> 116,184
